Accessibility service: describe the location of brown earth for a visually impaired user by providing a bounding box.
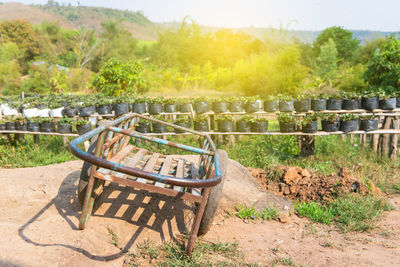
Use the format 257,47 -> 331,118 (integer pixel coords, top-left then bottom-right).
249,166 -> 374,202
0,161 -> 399,266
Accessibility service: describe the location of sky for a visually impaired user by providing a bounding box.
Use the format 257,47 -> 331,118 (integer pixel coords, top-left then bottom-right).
11,0 -> 400,31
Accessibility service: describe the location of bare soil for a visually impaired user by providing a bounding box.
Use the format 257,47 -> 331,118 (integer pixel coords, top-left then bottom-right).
0,161 -> 399,267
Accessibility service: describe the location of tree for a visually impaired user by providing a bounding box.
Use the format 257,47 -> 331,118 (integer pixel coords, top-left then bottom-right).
354,38 -> 387,64
316,38 -> 338,81
364,36 -> 400,89
92,58 -> 145,96
314,26 -> 359,62
0,42 -> 23,94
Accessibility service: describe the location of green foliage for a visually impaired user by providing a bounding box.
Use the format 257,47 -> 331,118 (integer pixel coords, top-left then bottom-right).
235,204 -> 279,221
0,42 -> 22,94
92,58 -> 145,96
278,113 -> 295,123
316,38 -> 337,81
295,202 -> 333,224
364,35 -> 400,89
339,113 -> 357,121
314,26 -> 360,62
302,113 -> 318,125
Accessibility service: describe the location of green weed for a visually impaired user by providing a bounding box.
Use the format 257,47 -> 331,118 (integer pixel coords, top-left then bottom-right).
106,227 -> 120,248
235,204 -> 279,221
295,202 -> 333,225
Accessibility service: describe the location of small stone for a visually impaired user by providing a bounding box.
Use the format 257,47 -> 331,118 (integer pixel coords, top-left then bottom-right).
301,169 -> 312,177
279,213 -> 290,223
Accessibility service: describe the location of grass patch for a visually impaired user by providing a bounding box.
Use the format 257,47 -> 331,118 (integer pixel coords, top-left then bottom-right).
236,204 -> 279,221
295,195 -> 394,232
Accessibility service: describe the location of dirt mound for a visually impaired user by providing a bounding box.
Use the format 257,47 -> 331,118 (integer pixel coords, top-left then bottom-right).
249,166 -> 371,202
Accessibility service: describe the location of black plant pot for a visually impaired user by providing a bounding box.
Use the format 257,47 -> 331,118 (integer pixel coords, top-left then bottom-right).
132,103 -> 147,114
311,99 -> 326,111
321,120 -> 339,132
397,97 -> 400,108
340,120 -> 358,133
361,97 -> 378,110
58,123 -> 72,133
279,100 -> 294,112
327,99 -> 343,110
193,101 -> 210,114
174,121 -> 190,133
379,98 -> 396,110
164,104 -> 177,113
114,103 -> 130,116
35,104 -> 47,109
194,121 -> 209,132
279,121 -> 296,133
217,120 -> 234,132
136,123 -> 150,133
229,101 -> 243,112
178,103 -> 192,113
294,99 -> 311,112
62,107 -> 78,118
79,106 -> 95,117
302,121 -> 318,133
5,122 -> 15,130
97,105 -> 112,115
251,121 -> 268,132
360,119 -> 378,132
40,122 -> 56,132
149,103 -> 164,114
152,123 -> 168,133
245,101 -> 260,113
236,120 -> 251,132
212,102 -> 228,114
263,100 -> 278,112
0,123 -> 5,130
342,99 -> 359,110
27,122 -> 40,132
76,123 -> 92,135
15,122 -> 27,131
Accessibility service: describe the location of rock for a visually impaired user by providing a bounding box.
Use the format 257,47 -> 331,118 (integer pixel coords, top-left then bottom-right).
301,169 -> 312,178
284,167 -> 302,184
279,213 -> 290,223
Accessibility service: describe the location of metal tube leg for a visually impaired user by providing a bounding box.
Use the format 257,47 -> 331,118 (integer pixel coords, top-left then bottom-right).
79,172 -> 96,230
186,188 -> 210,255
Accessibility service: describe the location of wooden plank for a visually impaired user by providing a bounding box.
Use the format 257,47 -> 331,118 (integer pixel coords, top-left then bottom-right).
136,153 -> 160,184
96,145 -> 135,176
172,159 -> 185,192
154,155 -> 173,188
190,162 -> 201,196
113,148 -> 147,179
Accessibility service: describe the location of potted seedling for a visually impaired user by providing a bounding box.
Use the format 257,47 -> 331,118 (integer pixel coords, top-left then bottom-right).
294,94 -> 311,112
236,115 -> 252,132
278,113 -> 296,133
62,102 -> 79,118
263,95 -> 278,112
177,98 -> 192,113
174,116 -> 191,133
228,96 -> 243,112
96,96 -> 113,115
361,90 -> 378,110
152,115 -> 168,133
277,94 -> 294,112
215,115 -> 234,132
135,118 -> 150,133
113,95 -> 130,116
339,114 -> 358,132
301,113 -> 318,133
377,89 -> 396,110
193,114 -> 209,132
212,97 -> 228,114
49,101 -> 64,118
27,117 -> 40,132
327,94 -> 343,110
39,117 -> 56,132
75,119 -> 92,135
193,96 -> 211,114
311,93 -> 327,111
359,115 -> 379,132
15,116 -> 27,131
244,96 -> 260,113
79,99 -> 96,117
57,117 -> 74,133
132,97 -> 148,114
149,96 -> 164,114
163,98 -> 178,113
0,119 -> 5,130
321,113 -> 339,132
341,92 -> 361,110
5,116 -> 16,130
251,117 -> 268,132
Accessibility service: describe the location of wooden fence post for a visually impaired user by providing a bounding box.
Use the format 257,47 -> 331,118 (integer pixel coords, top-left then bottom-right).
381,116 -> 393,156
300,135 -> 315,157
390,116 -> 399,161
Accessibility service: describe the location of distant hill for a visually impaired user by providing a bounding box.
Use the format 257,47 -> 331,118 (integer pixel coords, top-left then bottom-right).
0,2 -> 396,43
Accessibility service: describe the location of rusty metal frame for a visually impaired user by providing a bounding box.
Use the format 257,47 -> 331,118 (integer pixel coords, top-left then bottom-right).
69,113 -> 222,255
